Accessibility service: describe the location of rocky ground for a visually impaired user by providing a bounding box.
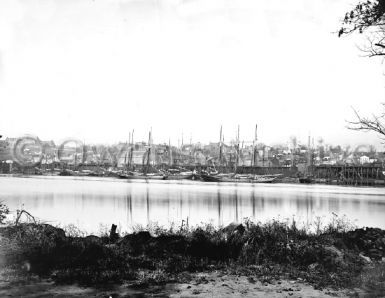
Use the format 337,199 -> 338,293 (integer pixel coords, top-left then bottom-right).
1,221 -> 385,297
0,270 -> 367,297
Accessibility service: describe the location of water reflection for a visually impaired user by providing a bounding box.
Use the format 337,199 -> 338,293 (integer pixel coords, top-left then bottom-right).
0,176 -> 385,234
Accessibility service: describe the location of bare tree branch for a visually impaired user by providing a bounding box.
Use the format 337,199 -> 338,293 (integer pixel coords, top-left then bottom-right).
347,105 -> 385,142
15,209 -> 36,225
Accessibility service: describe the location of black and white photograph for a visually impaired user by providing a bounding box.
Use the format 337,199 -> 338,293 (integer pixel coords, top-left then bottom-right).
1,0 -> 385,297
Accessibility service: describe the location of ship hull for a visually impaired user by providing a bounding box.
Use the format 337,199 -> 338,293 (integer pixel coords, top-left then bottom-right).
201,173 -> 278,183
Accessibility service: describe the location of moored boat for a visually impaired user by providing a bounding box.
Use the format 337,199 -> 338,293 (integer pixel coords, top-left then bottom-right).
167,172 -> 194,180
200,173 -> 279,183
200,173 -> 223,182
119,171 -> 168,180
299,176 -> 314,184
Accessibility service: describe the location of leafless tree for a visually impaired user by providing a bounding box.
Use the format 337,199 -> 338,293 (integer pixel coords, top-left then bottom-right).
347,104 -> 385,141
340,2 -> 385,141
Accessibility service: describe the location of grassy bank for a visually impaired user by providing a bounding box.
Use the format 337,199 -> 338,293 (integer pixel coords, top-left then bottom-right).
0,218 -> 385,294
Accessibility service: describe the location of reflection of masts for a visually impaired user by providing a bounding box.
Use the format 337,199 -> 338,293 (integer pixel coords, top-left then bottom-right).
234,188 -> 239,222
127,194 -> 132,225
252,189 -> 256,218
146,186 -> 150,224
217,191 -> 222,226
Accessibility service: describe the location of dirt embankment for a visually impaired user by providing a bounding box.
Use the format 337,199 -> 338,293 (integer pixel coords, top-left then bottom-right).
0,270 -> 366,297
0,221 -> 385,296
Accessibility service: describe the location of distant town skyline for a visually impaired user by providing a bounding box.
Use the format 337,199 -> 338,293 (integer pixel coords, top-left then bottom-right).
0,131 -> 382,151
1,0 -> 384,148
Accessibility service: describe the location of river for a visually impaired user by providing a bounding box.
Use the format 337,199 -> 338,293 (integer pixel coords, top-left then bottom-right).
0,176 -> 384,234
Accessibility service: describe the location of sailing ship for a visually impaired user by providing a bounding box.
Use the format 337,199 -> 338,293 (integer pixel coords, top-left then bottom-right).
200,125 -> 281,183
299,134 -> 315,184
119,129 -> 167,180
164,138 -> 198,180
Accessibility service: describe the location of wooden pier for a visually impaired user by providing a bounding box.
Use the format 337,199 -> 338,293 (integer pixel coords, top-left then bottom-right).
13,162 -> 385,186
312,165 -> 385,186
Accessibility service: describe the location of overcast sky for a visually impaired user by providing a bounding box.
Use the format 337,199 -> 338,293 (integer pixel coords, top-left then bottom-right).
1,0 -> 385,148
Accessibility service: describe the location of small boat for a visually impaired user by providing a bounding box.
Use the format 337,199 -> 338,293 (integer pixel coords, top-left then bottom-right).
119,171 -> 168,180
166,168 -> 198,180
299,176 -> 314,184
200,173 -> 223,182
88,170 -> 105,177
59,169 -> 74,176
140,173 -> 168,180
251,175 -> 280,183
236,174 -> 279,183
167,172 -> 194,180
201,173 -> 278,183
59,170 -> 90,177
165,166 -> 202,181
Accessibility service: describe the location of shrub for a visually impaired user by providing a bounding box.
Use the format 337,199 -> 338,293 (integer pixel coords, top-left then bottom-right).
0,202 -> 9,224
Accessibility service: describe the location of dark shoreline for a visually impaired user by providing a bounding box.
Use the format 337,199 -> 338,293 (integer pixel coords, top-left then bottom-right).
1,219 -> 385,296
1,173 -> 385,189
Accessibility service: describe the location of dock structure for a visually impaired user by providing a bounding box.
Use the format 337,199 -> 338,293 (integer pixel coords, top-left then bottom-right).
9,161 -> 385,186
313,165 -> 385,186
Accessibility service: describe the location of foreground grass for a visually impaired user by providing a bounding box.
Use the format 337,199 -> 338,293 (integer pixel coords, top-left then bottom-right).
0,219 -> 384,293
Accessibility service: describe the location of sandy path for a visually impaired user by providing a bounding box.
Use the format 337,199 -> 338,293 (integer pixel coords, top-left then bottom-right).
0,270 -> 365,297
170,272 -> 354,298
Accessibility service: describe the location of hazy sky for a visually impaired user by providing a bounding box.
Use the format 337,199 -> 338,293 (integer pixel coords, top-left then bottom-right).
1,0 -> 385,148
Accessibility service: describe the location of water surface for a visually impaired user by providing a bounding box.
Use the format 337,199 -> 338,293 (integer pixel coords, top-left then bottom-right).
1,176 -> 384,233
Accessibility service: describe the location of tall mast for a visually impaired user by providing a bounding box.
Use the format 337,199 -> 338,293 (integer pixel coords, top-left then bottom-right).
74,143 -> 77,168
253,124 -> 258,167
82,139 -> 87,164
219,125 -> 223,166
241,140 -> 244,166
235,125 -> 240,174
222,132 -> 225,164
124,150 -> 127,170
307,133 -> 311,175
169,138 -> 173,166
130,129 -> 134,170
149,128 -> 152,166
180,132 -> 183,166
145,129 -> 151,174
126,133 -> 130,172
150,127 -> 155,167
